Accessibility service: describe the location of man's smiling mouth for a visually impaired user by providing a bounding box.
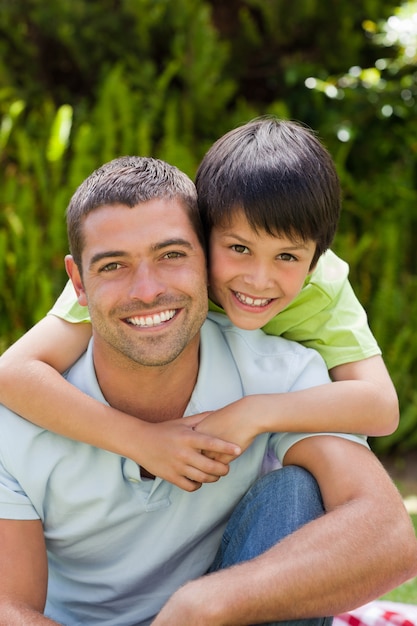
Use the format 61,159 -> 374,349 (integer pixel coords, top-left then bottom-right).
126,310 -> 177,327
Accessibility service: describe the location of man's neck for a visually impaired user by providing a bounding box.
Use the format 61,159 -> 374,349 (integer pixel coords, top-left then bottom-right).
92,340 -> 200,423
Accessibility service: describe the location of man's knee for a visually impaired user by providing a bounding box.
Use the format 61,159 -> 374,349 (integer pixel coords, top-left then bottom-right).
246,465 -> 324,520
212,465 -> 325,569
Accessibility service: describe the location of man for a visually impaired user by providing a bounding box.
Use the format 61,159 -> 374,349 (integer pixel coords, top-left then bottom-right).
0,156 -> 415,626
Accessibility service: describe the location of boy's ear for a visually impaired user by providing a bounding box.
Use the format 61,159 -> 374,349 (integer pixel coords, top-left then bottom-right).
65,255 -> 88,306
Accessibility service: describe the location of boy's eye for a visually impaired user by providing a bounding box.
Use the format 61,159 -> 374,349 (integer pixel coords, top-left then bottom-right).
277,253 -> 297,262
231,244 -> 250,254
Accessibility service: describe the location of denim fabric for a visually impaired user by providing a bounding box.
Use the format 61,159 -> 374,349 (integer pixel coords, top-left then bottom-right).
209,465 -> 333,626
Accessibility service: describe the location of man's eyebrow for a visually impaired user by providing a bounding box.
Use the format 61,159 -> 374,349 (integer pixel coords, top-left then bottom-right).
151,238 -> 195,251
89,251 -> 127,267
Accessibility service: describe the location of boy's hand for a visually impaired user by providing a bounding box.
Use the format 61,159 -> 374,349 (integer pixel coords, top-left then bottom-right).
139,418 -> 241,492
192,396 -> 259,463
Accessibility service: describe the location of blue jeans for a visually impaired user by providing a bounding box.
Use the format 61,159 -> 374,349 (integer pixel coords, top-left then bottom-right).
209,466 -> 333,626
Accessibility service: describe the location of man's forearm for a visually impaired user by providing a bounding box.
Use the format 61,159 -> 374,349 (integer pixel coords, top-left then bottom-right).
153,436 -> 417,626
0,602 -> 60,626
153,494 -> 416,626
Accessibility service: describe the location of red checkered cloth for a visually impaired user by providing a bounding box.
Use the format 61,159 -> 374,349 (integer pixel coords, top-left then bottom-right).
334,601 -> 417,626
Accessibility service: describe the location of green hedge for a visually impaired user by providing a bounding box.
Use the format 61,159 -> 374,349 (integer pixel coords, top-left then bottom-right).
1,0 -> 417,453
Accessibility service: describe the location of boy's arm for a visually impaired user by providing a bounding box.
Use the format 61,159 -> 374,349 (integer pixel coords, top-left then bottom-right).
0,519 -> 58,624
195,354 -> 398,457
0,316 -> 239,491
264,252 -> 398,437
152,436 -> 417,626
329,354 -> 399,434
277,354 -> 398,436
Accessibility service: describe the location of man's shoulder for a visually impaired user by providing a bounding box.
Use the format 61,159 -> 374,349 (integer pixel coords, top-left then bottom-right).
202,313 -> 330,395
205,312 -> 313,356
64,339 -> 104,401
0,400 -> 62,473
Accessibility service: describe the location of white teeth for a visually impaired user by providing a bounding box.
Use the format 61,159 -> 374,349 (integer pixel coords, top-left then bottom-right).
235,292 -> 271,307
127,310 -> 176,327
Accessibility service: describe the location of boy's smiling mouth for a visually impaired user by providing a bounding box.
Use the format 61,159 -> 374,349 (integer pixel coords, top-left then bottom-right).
234,291 -> 273,308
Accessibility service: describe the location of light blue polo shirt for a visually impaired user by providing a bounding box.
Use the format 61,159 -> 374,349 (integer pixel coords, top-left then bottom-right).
0,313 -> 367,625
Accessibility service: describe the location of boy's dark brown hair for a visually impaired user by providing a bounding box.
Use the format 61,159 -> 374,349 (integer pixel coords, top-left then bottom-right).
195,117 -> 341,268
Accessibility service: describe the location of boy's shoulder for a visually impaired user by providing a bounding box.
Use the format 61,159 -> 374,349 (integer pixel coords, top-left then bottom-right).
306,250 -> 349,295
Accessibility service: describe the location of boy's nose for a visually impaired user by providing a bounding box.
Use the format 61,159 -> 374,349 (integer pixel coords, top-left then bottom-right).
244,262 -> 274,291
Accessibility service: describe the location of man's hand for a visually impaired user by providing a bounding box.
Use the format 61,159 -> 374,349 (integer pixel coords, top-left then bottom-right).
150,578 -> 215,626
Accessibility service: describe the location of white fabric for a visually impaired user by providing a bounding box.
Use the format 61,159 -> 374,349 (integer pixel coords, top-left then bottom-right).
334,600 -> 417,626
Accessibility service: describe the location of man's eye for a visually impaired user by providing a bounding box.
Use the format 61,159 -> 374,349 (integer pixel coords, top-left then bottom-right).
163,251 -> 184,259
100,262 -> 122,272
231,244 -> 249,254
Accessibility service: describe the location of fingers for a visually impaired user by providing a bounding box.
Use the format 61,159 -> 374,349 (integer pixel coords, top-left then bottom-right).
142,419 -> 242,493
191,432 -> 241,459
176,477 -> 203,493
176,418 -> 241,459
174,450 -> 235,492
176,431 -> 241,491
201,451 -> 237,464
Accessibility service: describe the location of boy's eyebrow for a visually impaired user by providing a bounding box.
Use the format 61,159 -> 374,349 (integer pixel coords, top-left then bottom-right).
88,239 -> 195,267
275,242 -> 311,250
220,230 -> 310,249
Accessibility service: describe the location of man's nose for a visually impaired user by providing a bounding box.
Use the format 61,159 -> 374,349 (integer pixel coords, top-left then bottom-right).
128,264 -> 165,303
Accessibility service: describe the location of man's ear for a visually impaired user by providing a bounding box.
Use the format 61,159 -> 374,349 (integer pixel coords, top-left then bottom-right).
65,255 -> 88,306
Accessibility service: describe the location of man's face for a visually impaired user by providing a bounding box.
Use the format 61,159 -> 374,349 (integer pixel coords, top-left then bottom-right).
66,198 -> 208,368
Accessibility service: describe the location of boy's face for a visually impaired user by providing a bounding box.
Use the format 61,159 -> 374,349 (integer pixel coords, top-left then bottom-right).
208,209 -> 317,330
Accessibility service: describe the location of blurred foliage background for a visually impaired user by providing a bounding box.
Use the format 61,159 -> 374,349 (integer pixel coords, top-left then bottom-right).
1,0 -> 417,454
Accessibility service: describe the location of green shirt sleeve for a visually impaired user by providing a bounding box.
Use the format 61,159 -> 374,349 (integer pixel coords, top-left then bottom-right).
47,280 -> 91,323
261,250 -> 381,370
